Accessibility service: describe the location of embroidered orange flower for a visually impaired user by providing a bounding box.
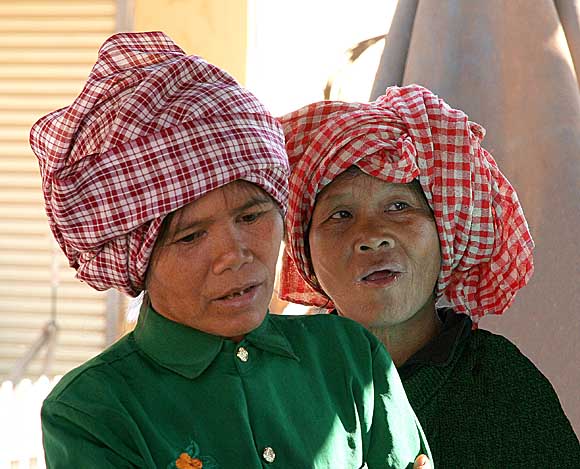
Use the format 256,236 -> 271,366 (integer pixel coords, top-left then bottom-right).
175,453 -> 203,469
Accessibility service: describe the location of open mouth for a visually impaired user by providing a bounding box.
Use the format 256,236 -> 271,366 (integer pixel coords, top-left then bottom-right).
357,265 -> 403,288
362,269 -> 398,282
215,283 -> 261,302
220,285 -> 256,301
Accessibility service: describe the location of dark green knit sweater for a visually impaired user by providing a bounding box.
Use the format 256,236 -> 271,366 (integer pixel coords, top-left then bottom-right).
399,313 -> 580,468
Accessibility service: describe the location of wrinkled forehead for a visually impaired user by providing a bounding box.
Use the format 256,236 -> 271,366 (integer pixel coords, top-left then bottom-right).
179,179 -> 273,214
315,165 -> 428,206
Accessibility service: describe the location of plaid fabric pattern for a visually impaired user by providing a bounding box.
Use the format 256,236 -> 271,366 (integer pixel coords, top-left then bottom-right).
279,85 -> 533,322
30,32 -> 289,296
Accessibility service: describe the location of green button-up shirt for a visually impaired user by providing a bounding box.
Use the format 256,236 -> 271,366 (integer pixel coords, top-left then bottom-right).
42,307 -> 429,468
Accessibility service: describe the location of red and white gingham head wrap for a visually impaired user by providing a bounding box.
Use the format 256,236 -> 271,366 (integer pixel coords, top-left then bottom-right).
30,32 -> 288,297
279,85 -> 533,322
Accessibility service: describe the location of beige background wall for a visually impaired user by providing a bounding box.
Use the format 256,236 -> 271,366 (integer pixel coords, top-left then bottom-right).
134,0 -> 248,83
132,0 -> 396,113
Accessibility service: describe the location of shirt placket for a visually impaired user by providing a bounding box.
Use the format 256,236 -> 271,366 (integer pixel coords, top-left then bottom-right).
233,342 -> 279,467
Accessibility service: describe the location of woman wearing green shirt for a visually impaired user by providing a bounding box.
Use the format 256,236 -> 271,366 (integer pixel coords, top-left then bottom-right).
30,32 -> 430,468
278,85 -> 580,468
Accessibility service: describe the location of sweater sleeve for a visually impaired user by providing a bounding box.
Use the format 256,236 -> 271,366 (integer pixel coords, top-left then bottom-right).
366,340 -> 433,469
42,399 -> 142,468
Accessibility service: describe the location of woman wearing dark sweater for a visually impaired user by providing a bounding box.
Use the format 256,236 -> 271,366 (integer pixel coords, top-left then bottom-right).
278,84 -> 580,468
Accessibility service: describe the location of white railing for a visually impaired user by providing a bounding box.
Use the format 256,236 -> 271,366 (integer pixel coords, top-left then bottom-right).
0,376 -> 60,469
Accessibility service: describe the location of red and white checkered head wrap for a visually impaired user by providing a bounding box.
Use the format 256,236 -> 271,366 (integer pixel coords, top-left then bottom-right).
279,85 -> 533,322
30,32 -> 288,297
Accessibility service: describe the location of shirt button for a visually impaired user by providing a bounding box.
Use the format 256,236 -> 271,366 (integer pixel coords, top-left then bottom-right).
236,346 -> 249,362
262,446 -> 276,463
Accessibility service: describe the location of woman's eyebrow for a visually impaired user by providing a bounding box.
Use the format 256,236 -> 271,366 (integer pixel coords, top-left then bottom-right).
173,219 -> 205,239
316,192 -> 350,207
230,195 -> 273,214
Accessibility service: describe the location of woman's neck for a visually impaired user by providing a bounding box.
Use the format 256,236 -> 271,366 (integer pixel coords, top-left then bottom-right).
369,302 -> 441,367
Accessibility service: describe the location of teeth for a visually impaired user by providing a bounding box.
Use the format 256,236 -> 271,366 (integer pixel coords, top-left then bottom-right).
224,287 -> 250,300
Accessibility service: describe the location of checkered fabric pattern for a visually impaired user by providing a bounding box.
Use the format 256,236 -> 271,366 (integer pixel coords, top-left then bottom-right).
30,31 -> 289,297
279,85 -> 534,322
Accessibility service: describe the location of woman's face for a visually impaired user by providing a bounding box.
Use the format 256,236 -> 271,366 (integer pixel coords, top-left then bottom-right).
308,170 -> 441,328
147,181 -> 283,341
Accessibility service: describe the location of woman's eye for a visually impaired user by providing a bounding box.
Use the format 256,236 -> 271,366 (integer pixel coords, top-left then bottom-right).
177,231 -> 204,243
329,210 -> 352,220
240,211 -> 263,223
388,201 -> 410,211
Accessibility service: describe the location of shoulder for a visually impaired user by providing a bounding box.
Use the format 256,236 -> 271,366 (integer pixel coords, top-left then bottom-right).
269,314 -> 401,399
471,329 -> 547,376
466,329 -> 571,412
456,330 -> 579,458
269,313 -> 386,367
270,312 -> 372,332
44,333 -> 138,405
270,313 -> 381,348
409,329 -> 579,463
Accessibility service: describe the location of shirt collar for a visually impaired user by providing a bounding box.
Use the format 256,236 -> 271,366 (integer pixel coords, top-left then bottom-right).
244,313 -> 299,361
133,306 -> 298,379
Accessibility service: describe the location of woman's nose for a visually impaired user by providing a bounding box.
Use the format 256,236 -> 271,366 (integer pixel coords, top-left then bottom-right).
212,229 -> 253,274
355,234 -> 395,252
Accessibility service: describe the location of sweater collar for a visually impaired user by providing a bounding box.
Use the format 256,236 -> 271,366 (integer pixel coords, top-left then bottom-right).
398,308 -> 471,376
133,306 -> 298,379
